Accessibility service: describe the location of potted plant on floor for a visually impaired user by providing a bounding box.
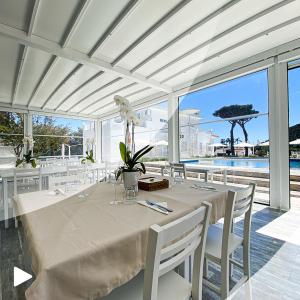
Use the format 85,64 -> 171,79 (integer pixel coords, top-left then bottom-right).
116,142 -> 153,190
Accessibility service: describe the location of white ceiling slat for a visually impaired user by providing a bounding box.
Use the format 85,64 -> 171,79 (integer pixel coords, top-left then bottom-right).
61,0 -> 93,48
130,0 -> 242,73
142,0 -> 295,79
11,0 -> 41,105
27,56 -> 58,107
68,77 -> 123,113
88,0 -> 141,57
125,87 -> 151,98
55,70 -> 104,111
30,0 -> 95,109
160,15 -> 300,84
0,23 -> 172,93
11,45 -> 28,104
41,64 -> 83,109
82,82 -> 138,114
111,0 -> 193,67
27,0 -> 40,35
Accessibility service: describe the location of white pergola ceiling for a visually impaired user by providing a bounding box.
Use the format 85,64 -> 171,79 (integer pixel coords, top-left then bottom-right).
0,0 -> 300,118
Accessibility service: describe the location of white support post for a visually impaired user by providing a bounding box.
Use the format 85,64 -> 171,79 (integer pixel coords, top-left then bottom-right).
168,94 -> 179,163
95,119 -> 102,163
268,60 -> 290,211
23,112 -> 33,154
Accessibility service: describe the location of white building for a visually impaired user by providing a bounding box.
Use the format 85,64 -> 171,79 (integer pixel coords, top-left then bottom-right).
102,106 -> 217,162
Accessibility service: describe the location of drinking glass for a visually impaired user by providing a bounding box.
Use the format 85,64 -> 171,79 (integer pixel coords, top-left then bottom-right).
123,186 -> 137,204
109,172 -> 120,205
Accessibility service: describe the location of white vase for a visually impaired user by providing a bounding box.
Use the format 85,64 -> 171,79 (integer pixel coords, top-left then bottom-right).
123,171 -> 139,191
23,163 -> 32,169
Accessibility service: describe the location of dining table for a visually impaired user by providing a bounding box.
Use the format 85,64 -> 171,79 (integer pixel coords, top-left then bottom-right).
16,177 -> 239,300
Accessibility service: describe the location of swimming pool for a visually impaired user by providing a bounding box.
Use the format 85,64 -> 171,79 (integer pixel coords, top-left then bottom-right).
185,158 -> 300,169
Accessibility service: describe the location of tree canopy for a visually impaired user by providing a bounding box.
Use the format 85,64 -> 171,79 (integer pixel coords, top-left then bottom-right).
213,104 -> 259,156
0,113 -> 84,158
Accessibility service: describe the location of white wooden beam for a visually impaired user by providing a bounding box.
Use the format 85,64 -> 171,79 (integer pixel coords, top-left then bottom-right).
111,0 -> 193,66
159,16 -> 300,83
144,0 -> 295,79
0,101 -> 96,120
0,23 -> 172,93
55,70 -> 104,111
81,83 -> 138,114
131,0 -> 243,72
89,0 -> 142,56
11,0 -> 41,105
67,77 -> 122,112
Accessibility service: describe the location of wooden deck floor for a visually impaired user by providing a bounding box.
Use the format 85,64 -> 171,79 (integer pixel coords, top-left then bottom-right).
1,204 -> 300,300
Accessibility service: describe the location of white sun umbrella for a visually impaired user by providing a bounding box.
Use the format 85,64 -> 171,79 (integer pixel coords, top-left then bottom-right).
154,140 -> 168,146
208,143 -> 227,147
290,139 -> 300,145
234,142 -> 255,148
234,142 -> 255,155
258,141 -> 269,146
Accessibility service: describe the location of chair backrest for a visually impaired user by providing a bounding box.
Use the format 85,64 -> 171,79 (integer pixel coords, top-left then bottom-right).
169,162 -> 186,179
13,168 -> 41,196
48,173 -> 85,191
222,183 -> 256,258
143,202 -> 212,300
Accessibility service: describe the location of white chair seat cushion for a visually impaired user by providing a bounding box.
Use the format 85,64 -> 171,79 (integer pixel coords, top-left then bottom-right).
100,270 -> 191,300
205,225 -> 243,260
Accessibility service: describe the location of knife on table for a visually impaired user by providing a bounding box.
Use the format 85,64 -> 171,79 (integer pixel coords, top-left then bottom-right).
146,200 -> 174,212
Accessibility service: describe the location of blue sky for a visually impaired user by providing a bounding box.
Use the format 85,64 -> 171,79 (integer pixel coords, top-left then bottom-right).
288,66 -> 300,127
179,70 -> 269,143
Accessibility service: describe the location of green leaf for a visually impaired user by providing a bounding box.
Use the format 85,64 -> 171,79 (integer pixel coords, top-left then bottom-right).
133,145 -> 154,163
132,145 -> 150,162
31,159 -> 37,168
119,142 -> 127,163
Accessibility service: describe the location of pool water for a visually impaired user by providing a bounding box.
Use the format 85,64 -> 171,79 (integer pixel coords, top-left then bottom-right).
192,158 -> 300,169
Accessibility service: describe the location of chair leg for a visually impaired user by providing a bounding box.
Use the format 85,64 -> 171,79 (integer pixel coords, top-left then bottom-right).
221,256 -> 229,300
203,257 -> 208,278
243,242 -> 251,278
229,253 -> 233,278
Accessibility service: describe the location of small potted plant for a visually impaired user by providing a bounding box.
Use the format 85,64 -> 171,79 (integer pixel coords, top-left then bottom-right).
16,136 -> 36,168
81,149 -> 95,164
116,142 -> 153,190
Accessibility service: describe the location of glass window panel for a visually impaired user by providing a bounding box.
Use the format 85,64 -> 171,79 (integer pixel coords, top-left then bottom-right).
179,71 -> 269,205
0,111 -> 24,157
32,115 -> 95,159
135,101 -> 168,161
101,117 -> 124,162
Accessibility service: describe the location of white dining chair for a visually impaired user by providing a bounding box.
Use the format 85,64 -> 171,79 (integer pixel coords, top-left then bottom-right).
101,202 -> 212,300
170,162 -> 187,179
13,168 -> 41,227
203,183 -> 256,300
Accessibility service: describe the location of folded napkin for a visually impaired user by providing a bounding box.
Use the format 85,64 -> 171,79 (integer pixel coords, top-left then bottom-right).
137,200 -> 169,215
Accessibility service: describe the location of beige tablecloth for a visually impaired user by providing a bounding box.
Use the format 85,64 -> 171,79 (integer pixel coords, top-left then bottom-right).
19,180 -> 230,300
